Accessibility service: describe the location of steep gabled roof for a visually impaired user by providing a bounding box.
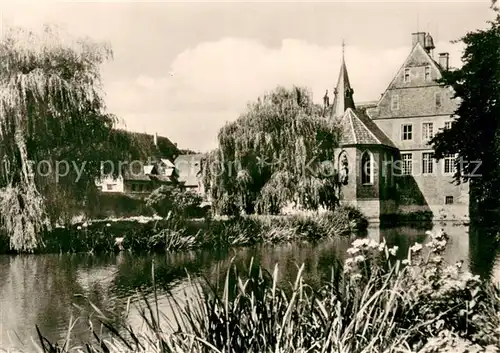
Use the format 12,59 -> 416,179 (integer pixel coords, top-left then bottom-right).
160,158 -> 175,168
340,108 -> 396,148
111,129 -> 180,161
376,42 -> 444,103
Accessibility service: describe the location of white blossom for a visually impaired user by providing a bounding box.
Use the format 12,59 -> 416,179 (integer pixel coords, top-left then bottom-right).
410,242 -> 423,253
388,246 -> 399,256
347,247 -> 360,255
354,255 -> 366,263
352,238 -> 369,248
432,256 -> 442,263
368,239 -> 379,249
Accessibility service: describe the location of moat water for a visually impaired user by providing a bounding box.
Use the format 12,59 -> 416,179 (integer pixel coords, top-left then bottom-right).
0,222 -> 499,350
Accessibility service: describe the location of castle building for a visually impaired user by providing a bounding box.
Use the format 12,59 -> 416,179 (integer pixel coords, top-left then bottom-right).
329,32 -> 469,222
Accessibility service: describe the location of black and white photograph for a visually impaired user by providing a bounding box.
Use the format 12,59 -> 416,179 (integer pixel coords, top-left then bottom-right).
0,0 -> 499,351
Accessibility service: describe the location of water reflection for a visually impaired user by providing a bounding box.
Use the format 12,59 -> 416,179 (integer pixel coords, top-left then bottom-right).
0,222 -> 498,351
469,222 -> 500,281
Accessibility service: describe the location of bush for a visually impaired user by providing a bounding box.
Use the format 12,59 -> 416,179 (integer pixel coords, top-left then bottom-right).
145,185 -> 203,218
88,193 -> 154,219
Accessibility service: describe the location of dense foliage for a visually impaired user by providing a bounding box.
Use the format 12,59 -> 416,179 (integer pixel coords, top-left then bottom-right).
430,12 -> 500,222
145,185 -> 204,218
202,86 -> 341,215
0,25 -> 174,252
0,206 -> 367,254
0,25 -> 119,251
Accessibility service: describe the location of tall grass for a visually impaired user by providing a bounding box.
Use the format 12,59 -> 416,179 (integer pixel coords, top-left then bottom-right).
35,229 -> 500,353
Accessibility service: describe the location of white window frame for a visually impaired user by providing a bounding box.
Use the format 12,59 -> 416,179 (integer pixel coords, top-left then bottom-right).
422,122 -> 434,141
422,152 -> 434,175
444,121 -> 452,130
443,154 -> 456,175
404,68 -> 411,83
401,153 -> 413,175
361,151 -> 374,185
401,124 -> 413,141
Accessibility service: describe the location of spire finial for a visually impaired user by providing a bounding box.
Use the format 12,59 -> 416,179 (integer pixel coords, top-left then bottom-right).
342,39 -> 345,59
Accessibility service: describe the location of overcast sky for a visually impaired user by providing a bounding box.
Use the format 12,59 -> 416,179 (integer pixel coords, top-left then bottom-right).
0,1 -> 496,152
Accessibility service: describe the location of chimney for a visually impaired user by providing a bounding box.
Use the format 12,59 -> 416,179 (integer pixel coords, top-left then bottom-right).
153,132 -> 158,146
439,53 -> 449,71
412,32 -> 426,48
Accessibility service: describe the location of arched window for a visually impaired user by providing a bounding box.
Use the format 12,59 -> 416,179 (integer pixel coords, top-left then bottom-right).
338,151 -> 349,185
361,151 -> 374,185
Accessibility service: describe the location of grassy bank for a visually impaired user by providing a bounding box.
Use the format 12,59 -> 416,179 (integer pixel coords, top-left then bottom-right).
36,229 -> 500,353
0,206 -> 368,254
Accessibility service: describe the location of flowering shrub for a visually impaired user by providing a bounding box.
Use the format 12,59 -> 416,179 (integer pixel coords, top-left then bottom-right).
343,229 -> 500,352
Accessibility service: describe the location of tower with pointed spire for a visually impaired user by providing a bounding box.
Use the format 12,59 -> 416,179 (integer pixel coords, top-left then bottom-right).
331,40 -> 355,119
328,30 -> 468,223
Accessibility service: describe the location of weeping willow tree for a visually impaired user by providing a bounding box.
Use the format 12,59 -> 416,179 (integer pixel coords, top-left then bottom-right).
202,86 -> 342,215
0,24 -> 133,252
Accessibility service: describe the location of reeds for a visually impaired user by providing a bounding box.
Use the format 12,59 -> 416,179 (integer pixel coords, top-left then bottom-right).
35,230 -> 500,353
0,206 -> 367,254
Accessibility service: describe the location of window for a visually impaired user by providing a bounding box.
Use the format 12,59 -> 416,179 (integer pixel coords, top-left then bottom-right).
401,153 -> 413,175
444,154 -> 455,174
422,153 -> 434,174
131,184 -> 137,192
445,196 -> 454,205
401,124 -> 413,140
435,92 -> 441,107
424,66 -> 431,81
391,94 -> 400,110
404,68 -> 410,82
444,121 -> 452,130
422,122 -> 434,141
106,184 -> 113,191
361,151 -> 374,185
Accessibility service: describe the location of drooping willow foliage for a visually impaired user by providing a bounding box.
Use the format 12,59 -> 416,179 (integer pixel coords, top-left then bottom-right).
202,86 -> 342,215
0,24 -> 134,251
